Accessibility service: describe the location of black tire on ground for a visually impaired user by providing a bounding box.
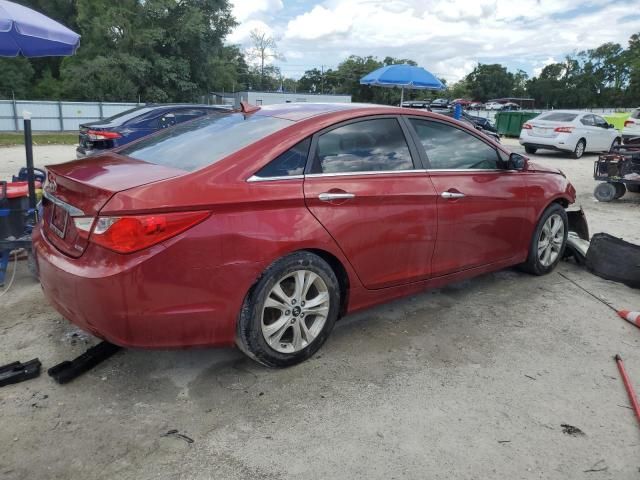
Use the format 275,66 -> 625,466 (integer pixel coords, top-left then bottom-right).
524,146 -> 537,154
609,137 -> 621,152
594,182 -> 618,202
627,184 -> 640,193
520,203 -> 568,276
571,139 -> 586,159
236,251 -> 340,368
613,182 -> 626,199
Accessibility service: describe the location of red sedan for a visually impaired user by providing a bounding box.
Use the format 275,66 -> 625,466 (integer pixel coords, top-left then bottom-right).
34,103 -> 576,367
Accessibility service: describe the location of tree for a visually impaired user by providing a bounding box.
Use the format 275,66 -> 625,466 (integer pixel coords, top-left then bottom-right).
0,58 -> 34,98
465,64 -> 514,102
246,29 -> 283,90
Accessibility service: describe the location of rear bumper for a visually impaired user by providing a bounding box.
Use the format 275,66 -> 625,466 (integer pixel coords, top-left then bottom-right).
33,224 -> 262,349
519,132 -> 574,152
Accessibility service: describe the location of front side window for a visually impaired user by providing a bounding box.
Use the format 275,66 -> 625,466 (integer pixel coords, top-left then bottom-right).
593,115 -> 608,128
120,113 -> 293,171
254,138 -> 310,178
409,119 -> 500,170
313,118 -> 414,174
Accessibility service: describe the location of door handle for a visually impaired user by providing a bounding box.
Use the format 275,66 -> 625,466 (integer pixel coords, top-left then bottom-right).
441,191 -> 465,199
318,192 -> 356,201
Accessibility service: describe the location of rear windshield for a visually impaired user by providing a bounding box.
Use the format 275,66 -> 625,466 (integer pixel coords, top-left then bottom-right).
537,112 -> 578,122
119,113 -> 293,171
102,106 -> 155,124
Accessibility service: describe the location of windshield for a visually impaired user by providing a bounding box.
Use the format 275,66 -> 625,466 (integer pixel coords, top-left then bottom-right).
538,112 -> 578,122
119,112 -> 294,171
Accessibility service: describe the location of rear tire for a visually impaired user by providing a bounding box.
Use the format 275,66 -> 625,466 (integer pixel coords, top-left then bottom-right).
594,182 -> 617,202
520,204 -> 568,276
572,139 -> 586,159
236,251 -> 340,368
524,146 -> 537,154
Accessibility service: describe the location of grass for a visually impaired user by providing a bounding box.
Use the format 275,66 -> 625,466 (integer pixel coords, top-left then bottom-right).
0,132 -> 77,146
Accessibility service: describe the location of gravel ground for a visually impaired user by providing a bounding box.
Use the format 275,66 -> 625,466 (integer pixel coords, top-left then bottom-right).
1,141 -> 640,480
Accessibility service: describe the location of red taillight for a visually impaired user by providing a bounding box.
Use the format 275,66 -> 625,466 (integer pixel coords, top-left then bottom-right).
89,211 -> 210,254
86,129 -> 122,140
554,126 -> 574,133
624,120 -> 635,127
522,123 -> 532,130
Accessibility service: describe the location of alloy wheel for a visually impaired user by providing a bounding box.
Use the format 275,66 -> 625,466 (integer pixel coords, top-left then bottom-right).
575,140 -> 585,158
537,214 -> 565,267
261,270 -> 330,354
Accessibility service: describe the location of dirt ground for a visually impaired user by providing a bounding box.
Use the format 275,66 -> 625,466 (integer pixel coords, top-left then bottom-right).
1,141 -> 640,480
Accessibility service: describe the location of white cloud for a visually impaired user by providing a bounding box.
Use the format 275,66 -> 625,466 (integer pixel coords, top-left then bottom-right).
275,0 -> 640,81
231,0 -> 283,22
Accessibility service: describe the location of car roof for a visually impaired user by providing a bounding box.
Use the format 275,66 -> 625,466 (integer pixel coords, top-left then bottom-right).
254,103 -> 393,121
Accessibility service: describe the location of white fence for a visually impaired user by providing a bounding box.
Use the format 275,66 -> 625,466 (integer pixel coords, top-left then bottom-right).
0,100 -> 140,132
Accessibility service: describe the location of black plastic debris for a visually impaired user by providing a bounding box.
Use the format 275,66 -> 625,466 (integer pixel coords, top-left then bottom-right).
585,233 -> 640,289
162,429 -> 194,444
48,341 -> 121,384
0,358 -> 41,387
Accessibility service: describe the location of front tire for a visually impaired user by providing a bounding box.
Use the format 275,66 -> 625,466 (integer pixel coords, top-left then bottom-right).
236,252 -> 340,368
610,137 -> 621,152
571,139 -> 586,159
524,146 -> 537,154
613,182 -> 626,199
520,204 -> 568,275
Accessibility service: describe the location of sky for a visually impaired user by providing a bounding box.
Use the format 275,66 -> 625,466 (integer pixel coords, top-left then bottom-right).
227,0 -> 640,83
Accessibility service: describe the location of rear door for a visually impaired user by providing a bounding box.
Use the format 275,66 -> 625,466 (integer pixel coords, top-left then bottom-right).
579,114 -> 602,151
407,118 -> 528,277
303,116 -> 438,289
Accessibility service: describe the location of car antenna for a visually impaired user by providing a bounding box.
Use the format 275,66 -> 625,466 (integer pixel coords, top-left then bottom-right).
240,101 -> 260,114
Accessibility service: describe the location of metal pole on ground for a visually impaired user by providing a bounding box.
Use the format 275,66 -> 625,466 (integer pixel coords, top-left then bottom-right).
22,111 -> 37,213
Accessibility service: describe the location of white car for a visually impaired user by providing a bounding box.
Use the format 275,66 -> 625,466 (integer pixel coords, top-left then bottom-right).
485,102 -> 504,110
519,110 -> 621,158
622,107 -> 640,143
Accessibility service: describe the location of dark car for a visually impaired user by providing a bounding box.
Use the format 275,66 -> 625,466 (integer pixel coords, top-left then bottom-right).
76,104 -> 231,158
465,113 -> 498,133
400,101 -> 430,109
429,98 -> 450,109
441,111 -> 501,143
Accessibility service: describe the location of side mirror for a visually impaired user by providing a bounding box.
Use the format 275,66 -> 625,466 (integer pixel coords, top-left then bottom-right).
509,152 -> 527,170
608,123 -> 615,129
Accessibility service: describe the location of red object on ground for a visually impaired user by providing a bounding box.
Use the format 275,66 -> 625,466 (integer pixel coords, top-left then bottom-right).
618,310 -> 640,329
4,181 -> 42,199
615,354 -> 640,426
32,103 -> 578,349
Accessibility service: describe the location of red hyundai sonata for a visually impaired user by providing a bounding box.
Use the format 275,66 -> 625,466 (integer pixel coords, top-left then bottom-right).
34,103 -> 577,367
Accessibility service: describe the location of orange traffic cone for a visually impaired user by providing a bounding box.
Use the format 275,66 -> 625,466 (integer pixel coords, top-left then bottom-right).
618,310 -> 640,329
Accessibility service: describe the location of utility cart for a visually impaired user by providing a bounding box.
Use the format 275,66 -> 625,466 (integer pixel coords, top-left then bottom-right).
593,138 -> 640,202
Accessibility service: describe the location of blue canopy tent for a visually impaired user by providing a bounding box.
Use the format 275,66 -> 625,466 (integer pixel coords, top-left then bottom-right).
0,0 -> 80,212
360,64 -> 444,105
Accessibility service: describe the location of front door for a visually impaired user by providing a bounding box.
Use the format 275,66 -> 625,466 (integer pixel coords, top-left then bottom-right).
407,118 -> 528,277
303,117 -> 438,289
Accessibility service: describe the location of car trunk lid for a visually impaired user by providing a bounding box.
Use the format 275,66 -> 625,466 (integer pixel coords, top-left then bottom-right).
42,154 -> 185,257
527,120 -> 562,138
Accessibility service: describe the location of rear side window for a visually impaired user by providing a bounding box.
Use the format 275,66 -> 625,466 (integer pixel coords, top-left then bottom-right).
632,109 -> 640,119
538,112 -> 578,122
312,118 -> 414,174
410,119 -> 500,170
580,115 -> 595,126
254,138 -> 310,178
119,113 -> 293,171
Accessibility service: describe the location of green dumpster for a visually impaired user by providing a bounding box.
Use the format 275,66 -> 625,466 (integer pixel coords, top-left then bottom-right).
603,112 -> 630,132
494,111 -> 541,137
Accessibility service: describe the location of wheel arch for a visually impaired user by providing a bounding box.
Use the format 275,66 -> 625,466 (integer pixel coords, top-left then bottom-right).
303,248 -> 350,318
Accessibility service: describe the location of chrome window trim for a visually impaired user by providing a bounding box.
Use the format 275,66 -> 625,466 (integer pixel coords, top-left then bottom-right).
248,169 -> 428,182
42,190 -> 85,217
425,168 -> 513,173
247,174 -> 305,182
305,169 -> 427,178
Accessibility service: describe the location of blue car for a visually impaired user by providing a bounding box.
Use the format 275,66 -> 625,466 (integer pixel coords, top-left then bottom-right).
76,104 -> 231,158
